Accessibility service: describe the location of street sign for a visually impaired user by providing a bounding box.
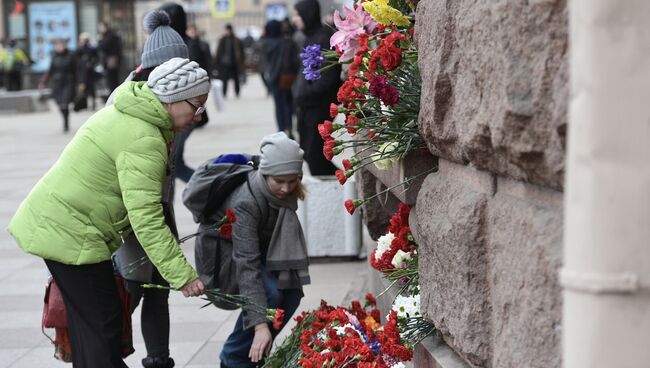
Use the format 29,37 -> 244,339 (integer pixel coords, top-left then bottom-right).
210,0 -> 235,19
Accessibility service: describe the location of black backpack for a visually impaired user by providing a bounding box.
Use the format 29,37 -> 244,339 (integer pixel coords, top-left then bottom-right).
182,154 -> 260,224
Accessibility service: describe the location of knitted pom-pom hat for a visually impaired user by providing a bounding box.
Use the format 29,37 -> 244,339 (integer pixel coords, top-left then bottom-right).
141,10 -> 188,68
147,58 -> 210,103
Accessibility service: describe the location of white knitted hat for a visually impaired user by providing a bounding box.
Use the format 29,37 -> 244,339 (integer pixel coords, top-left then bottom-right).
147,58 -> 210,103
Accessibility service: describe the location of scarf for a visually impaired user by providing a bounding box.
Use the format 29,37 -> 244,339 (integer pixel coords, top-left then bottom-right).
250,171 -> 310,289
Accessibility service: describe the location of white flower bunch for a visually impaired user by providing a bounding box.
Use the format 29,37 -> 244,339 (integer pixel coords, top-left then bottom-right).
390,363 -> 406,368
375,232 -> 395,259
391,294 -> 421,319
390,249 -> 412,268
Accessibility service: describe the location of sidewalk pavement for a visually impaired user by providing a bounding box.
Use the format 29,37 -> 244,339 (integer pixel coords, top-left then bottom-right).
0,76 -> 368,367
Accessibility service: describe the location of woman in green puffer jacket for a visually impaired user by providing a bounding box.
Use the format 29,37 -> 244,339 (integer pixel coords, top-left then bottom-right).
7,58 -> 209,368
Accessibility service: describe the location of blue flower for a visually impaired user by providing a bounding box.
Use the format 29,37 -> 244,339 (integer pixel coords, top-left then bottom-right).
300,43 -> 326,81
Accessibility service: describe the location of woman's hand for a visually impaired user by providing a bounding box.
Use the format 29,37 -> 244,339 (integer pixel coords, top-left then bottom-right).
180,278 -> 205,297
249,323 -> 272,363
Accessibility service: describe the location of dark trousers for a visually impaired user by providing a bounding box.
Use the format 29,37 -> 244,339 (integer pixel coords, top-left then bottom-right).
270,85 -> 293,133
174,125 -> 195,182
105,69 -> 120,96
6,70 -> 22,91
127,268 -> 171,359
220,66 -> 240,97
296,106 -> 338,176
219,269 -> 303,368
45,260 -> 128,368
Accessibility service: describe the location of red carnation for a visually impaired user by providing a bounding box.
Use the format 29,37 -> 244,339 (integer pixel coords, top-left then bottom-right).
329,103 -> 339,118
344,199 -> 363,215
346,115 -> 359,134
365,293 -> 376,307
225,208 -> 237,223
335,170 -> 347,185
342,159 -> 353,171
272,308 -> 285,330
323,139 -> 336,160
318,120 -> 334,140
219,223 -> 232,239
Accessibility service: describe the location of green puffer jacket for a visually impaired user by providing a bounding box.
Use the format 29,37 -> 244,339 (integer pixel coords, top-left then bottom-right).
7,82 -> 197,289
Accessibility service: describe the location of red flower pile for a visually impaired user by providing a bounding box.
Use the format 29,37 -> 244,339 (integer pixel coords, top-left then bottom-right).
370,204 -> 416,272
291,294 -> 412,367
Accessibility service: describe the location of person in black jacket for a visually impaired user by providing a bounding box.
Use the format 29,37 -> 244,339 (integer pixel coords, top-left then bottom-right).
74,33 -> 99,110
292,0 -> 341,175
97,22 -> 122,96
159,3 -> 212,182
39,39 -> 75,132
261,20 -> 299,137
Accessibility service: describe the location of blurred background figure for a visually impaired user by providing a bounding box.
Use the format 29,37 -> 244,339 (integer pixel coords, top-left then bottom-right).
261,20 -> 299,138
74,33 -> 99,111
215,24 -> 245,98
159,2 -> 209,183
39,39 -> 75,133
0,39 -> 30,91
97,21 -> 123,97
292,0 -> 341,175
186,24 -> 212,79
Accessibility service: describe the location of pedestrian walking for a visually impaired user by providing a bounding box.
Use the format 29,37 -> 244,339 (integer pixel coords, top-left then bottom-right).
292,0 -> 341,175
185,132 -> 308,368
74,33 -> 99,111
97,21 -> 123,97
39,39 -> 75,133
106,9 -> 190,368
186,24 -> 212,78
8,57 -> 209,368
0,39 -> 30,91
261,20 -> 299,137
215,24 -> 245,98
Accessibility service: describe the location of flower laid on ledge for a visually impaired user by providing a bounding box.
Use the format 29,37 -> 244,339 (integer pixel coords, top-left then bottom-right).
142,283 -> 285,330
371,204 -> 420,296
263,295 -> 413,368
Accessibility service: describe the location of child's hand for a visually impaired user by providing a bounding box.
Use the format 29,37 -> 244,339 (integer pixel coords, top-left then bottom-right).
249,323 -> 272,363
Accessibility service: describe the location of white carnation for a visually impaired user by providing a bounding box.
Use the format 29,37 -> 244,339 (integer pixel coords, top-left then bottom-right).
390,249 -> 412,268
375,232 -> 395,259
391,294 -> 421,319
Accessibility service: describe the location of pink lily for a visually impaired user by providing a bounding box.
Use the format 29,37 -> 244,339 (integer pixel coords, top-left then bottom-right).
330,6 -> 377,62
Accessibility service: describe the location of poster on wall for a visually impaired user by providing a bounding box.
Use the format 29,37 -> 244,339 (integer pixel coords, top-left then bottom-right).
266,3 -> 288,21
210,0 -> 235,19
28,2 -> 77,73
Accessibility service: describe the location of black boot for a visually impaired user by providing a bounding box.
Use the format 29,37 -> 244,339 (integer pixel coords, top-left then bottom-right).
142,356 -> 175,368
62,108 -> 69,133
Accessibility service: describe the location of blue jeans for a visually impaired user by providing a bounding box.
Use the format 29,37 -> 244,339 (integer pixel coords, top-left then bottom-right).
219,269 -> 303,368
270,85 -> 294,133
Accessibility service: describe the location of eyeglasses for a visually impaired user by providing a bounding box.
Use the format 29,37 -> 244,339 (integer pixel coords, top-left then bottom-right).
185,100 -> 206,116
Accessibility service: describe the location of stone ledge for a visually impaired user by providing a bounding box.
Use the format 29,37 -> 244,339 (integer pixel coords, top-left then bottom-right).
359,148 -> 438,205
0,89 -> 50,113
414,334 -> 472,368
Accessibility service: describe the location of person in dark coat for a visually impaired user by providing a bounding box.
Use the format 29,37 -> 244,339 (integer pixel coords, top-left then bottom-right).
39,39 -> 76,133
74,33 -> 99,110
97,22 -> 123,96
159,2 -> 211,182
187,132 -> 308,368
215,24 -> 245,98
261,20 -> 299,137
292,0 -> 341,175
186,24 -> 212,76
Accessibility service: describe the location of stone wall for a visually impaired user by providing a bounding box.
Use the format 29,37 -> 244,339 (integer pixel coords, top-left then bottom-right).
363,0 -> 567,366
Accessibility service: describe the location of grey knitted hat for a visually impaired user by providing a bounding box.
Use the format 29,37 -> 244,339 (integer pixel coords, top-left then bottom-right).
147,58 -> 210,103
141,10 -> 188,68
259,132 -> 304,176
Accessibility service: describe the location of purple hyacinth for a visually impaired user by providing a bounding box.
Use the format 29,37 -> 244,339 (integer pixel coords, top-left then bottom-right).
300,44 -> 325,81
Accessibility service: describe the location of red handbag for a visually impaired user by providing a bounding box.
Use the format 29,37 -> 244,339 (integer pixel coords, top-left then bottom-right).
41,275 -> 134,362
42,277 -> 67,328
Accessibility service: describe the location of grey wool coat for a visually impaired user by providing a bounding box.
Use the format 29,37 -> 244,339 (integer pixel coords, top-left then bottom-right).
193,172 -> 279,329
